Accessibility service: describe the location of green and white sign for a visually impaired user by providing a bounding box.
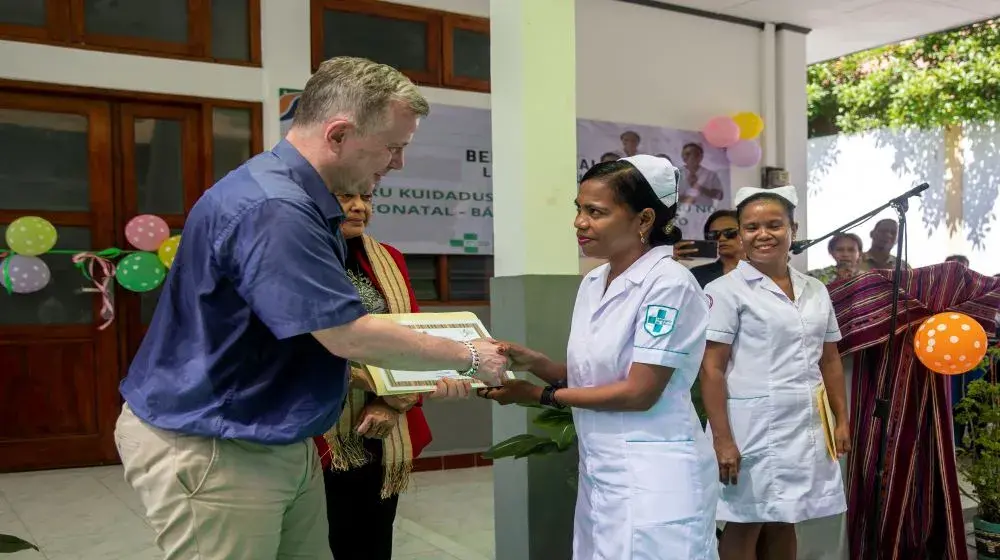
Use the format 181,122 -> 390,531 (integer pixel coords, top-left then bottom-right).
368,104 -> 493,255
279,92 -> 494,255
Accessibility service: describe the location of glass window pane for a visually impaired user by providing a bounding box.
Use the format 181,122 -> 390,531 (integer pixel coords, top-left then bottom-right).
140,228 -> 182,324
322,10 -> 428,72
0,0 -> 46,27
448,256 -> 492,301
405,255 -> 439,301
452,28 -> 489,81
0,108 -> 91,212
84,0 -> 188,43
211,0 -> 250,61
212,107 -> 252,182
133,118 -> 185,215
0,226 -> 94,325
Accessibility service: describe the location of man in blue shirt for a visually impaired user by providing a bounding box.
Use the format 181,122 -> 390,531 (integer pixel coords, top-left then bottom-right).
114,57 -> 508,559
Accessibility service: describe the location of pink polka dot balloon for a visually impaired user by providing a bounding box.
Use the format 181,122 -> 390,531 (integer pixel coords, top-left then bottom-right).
125,215 -> 170,252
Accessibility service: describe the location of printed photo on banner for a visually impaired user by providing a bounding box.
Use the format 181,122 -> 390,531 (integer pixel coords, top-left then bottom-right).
279,89 -> 493,255
576,119 -> 733,241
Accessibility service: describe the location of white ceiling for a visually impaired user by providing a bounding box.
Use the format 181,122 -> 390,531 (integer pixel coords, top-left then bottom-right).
650,0 -> 1000,62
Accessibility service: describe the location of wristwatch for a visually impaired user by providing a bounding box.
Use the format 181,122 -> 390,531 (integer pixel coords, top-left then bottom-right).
539,385 -> 565,409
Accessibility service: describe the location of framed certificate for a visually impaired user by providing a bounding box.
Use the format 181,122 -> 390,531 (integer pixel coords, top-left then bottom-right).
361,311 -> 515,395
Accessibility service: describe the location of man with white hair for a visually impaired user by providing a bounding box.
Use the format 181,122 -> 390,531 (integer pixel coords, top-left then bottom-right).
115,57 -> 508,559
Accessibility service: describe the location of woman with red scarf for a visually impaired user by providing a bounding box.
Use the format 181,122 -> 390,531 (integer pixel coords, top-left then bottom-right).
312,190 -> 446,560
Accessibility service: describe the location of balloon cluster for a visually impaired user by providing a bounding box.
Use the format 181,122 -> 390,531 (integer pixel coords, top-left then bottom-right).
2,216 -> 57,294
119,214 -> 179,293
701,112 -> 764,168
1,214 -> 181,297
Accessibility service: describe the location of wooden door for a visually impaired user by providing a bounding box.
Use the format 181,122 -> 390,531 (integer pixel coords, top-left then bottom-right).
0,92 -> 120,471
115,102 -> 203,365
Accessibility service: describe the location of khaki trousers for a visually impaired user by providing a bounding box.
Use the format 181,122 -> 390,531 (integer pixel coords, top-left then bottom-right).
115,404 -> 332,560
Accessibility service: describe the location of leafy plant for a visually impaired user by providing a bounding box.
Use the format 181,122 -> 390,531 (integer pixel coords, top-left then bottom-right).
808,19 -> 1000,137
0,534 -> 38,554
955,346 -> 1000,524
482,404 -> 578,487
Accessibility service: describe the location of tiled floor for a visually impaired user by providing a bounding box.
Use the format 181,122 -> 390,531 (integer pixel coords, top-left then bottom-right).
0,465 -> 496,560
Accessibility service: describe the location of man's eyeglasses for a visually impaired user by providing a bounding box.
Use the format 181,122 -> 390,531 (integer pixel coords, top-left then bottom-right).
706,228 -> 739,242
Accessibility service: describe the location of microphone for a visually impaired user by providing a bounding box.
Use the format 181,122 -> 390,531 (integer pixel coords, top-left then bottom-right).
893,182 -> 930,202
790,182 -> 929,256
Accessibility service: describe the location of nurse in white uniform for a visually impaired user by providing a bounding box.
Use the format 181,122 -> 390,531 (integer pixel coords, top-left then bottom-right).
481,155 -> 719,559
700,187 -> 851,560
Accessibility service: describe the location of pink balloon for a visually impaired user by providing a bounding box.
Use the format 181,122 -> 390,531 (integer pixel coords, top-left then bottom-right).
125,215 -> 170,251
727,140 -> 762,168
702,116 -> 741,148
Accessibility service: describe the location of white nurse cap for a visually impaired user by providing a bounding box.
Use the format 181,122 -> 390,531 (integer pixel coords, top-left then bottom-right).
620,154 -> 679,208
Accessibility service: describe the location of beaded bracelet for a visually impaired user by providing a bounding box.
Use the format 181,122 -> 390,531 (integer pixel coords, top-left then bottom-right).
459,340 -> 480,378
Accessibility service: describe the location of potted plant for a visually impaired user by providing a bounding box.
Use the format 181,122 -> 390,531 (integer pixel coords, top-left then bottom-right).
482,404 -> 578,487
0,535 -> 37,554
955,346 -> 1000,559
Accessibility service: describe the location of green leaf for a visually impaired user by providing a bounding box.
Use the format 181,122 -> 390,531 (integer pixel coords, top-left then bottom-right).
483,434 -> 556,460
0,534 -> 38,553
532,407 -> 573,429
552,423 -> 577,451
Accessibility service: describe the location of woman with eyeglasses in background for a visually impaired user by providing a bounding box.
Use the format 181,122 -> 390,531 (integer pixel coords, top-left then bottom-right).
685,210 -> 744,427
690,210 -> 744,289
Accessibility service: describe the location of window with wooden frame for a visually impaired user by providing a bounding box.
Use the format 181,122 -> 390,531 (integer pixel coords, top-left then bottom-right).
0,0 -> 261,66
405,255 -> 493,305
311,0 -> 490,93
0,80 -> 262,471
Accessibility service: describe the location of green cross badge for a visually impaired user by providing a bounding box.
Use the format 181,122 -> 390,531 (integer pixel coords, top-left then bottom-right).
644,305 -> 678,337
449,233 -> 484,254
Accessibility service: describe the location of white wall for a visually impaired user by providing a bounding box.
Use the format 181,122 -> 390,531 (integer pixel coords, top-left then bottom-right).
807,126 -> 1000,275
576,0 -> 764,191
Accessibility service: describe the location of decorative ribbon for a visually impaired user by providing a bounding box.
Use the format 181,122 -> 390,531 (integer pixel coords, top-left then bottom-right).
72,250 -> 121,330
1,246 -> 131,327
0,251 -> 10,296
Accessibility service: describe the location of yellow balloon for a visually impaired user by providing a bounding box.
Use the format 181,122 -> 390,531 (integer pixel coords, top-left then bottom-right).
5,216 -> 57,256
733,112 -> 764,140
157,235 -> 181,268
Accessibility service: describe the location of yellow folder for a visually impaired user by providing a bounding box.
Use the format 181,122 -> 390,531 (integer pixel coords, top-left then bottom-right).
816,385 -> 838,461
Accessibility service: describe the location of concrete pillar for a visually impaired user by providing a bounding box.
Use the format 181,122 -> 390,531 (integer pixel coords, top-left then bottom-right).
488,1 -> 580,558
775,27 -> 809,271
260,0 -> 311,148
761,23 -> 778,168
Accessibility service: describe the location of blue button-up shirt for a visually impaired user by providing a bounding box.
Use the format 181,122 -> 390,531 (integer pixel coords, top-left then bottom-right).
120,140 -> 367,444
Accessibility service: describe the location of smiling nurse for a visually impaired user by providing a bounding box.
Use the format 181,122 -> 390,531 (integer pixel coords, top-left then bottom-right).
481,155 -> 719,559
700,186 -> 851,560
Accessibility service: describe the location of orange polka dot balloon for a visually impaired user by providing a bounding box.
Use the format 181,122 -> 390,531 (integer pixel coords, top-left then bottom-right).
913,312 -> 989,375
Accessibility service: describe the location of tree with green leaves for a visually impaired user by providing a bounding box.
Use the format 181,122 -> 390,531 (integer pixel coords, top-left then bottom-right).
808,18 -> 1000,137
807,18 -> 1000,246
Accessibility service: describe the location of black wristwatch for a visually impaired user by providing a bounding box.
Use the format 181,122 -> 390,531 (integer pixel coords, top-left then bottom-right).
540,385 -> 565,409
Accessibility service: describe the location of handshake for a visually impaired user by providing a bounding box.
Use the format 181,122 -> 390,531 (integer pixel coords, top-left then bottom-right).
431,338 -> 513,399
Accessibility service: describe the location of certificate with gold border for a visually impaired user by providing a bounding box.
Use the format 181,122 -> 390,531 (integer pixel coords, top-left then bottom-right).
360,311 -> 514,395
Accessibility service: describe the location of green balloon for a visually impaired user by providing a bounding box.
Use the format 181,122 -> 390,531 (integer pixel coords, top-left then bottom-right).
116,252 -> 166,293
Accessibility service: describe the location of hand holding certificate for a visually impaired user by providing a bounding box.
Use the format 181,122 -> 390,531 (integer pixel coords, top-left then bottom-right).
359,312 -> 515,396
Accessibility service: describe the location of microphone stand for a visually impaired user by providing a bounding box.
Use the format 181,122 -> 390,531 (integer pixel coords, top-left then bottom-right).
791,182 -> 928,560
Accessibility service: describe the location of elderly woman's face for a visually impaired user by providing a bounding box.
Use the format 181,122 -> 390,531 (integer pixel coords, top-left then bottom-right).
336,193 -> 373,239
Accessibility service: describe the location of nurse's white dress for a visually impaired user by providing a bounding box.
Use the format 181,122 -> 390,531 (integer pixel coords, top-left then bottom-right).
703,261 -> 847,523
568,246 -> 719,559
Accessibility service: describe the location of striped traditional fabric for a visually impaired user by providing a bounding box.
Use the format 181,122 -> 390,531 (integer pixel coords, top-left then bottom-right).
828,262 -> 1000,560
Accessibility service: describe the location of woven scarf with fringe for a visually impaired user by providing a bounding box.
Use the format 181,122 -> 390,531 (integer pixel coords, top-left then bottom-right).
322,234 -> 414,499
